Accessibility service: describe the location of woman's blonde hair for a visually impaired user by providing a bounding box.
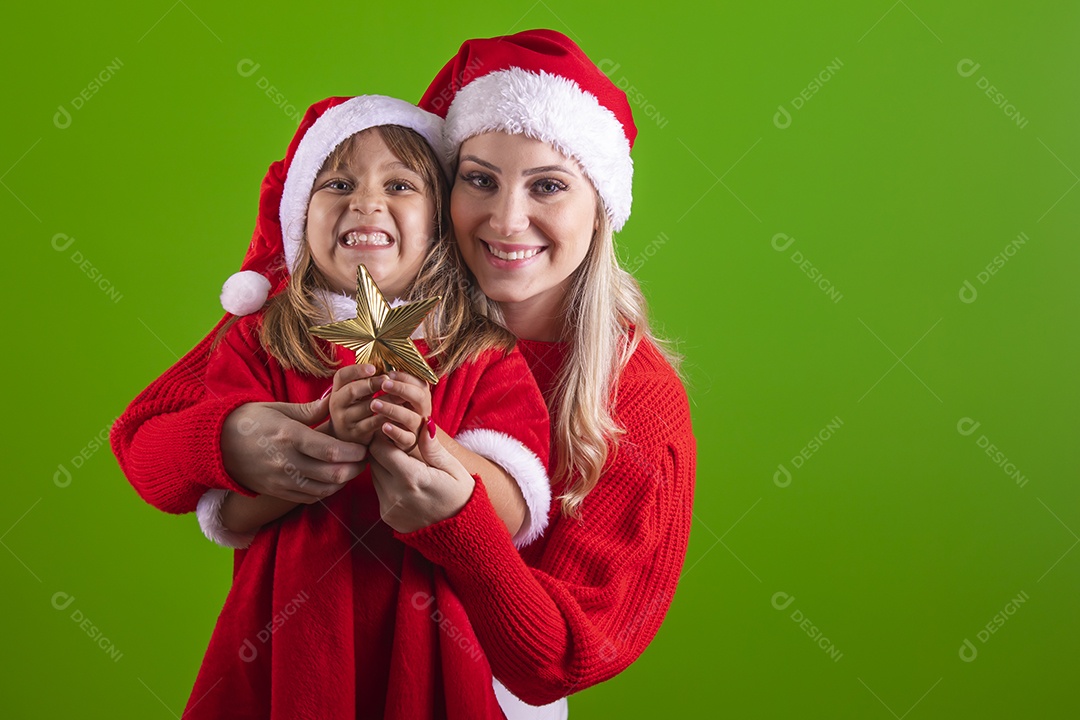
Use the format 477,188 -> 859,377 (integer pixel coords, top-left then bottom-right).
546,203 -> 681,516
230,124 -> 515,376
461,192 -> 680,517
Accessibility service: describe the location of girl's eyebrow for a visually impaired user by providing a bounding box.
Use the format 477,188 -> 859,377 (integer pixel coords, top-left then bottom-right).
383,160 -> 421,174
315,161 -> 421,176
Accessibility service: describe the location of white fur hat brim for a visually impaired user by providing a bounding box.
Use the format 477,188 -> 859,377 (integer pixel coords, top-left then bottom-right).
278,95 -> 447,277
444,67 -> 633,231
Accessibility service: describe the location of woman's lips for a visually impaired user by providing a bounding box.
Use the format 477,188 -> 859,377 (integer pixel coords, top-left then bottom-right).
483,240 -> 545,262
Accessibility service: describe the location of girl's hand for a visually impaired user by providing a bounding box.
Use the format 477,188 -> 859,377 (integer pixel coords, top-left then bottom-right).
328,364 -> 386,445
369,371 -> 433,457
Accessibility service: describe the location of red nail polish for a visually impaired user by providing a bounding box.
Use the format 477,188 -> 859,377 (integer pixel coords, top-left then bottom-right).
428,419 -> 436,439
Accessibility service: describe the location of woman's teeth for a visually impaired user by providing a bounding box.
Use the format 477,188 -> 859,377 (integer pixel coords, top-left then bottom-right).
486,243 -> 542,261
341,231 -> 391,247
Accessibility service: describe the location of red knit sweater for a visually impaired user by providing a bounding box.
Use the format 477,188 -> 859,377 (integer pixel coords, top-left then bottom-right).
400,337 -> 696,705
111,315 -> 254,512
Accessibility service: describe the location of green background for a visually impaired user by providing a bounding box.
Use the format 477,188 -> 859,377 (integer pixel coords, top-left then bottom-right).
4,1 -> 1078,717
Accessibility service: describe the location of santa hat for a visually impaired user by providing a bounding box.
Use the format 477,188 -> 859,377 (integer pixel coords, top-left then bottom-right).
220,95 -> 446,316
419,29 -> 637,231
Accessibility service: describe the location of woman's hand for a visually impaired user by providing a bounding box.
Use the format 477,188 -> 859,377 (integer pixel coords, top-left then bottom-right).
221,397 -> 367,504
367,420 -> 476,534
370,371 -> 433,457
328,363 -> 386,444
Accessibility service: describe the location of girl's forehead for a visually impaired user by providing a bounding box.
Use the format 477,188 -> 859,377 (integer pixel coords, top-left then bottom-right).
322,131 -> 413,173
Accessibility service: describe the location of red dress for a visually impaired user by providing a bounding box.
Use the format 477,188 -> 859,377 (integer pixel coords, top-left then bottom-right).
117,313 -> 549,719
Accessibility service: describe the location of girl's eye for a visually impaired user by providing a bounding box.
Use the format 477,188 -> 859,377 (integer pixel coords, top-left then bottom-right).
533,178 -> 568,195
462,171 -> 495,190
323,179 -> 352,192
388,180 -> 416,192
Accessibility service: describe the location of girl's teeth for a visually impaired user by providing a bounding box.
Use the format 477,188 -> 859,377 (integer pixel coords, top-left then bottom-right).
342,232 -> 391,247
487,243 -> 542,261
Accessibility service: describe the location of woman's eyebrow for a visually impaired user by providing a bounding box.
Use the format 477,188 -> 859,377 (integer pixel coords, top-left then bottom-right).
523,165 -> 575,176
460,155 -> 500,172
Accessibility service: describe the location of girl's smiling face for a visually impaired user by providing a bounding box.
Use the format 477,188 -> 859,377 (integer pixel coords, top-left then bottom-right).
450,132 -> 598,339
306,128 -> 435,300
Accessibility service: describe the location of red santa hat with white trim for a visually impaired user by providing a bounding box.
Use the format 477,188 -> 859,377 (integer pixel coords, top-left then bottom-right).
419,28 -> 637,232
220,95 -> 446,316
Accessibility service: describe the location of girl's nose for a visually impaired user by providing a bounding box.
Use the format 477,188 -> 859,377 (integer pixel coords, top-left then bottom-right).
488,190 -> 529,237
349,186 -> 382,215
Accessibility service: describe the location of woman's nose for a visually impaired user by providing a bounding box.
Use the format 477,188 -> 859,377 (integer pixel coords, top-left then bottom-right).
488,190 -> 529,237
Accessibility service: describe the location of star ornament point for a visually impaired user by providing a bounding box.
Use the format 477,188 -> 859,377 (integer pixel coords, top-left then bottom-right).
309,264 -> 441,384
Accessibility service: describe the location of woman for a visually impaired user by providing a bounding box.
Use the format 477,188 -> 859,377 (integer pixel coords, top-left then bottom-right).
111,29 -> 694,717
366,30 -> 696,714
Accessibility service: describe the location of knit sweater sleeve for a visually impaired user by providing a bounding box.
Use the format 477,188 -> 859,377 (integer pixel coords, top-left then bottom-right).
400,350 -> 695,705
451,346 -> 551,547
110,317 -> 267,514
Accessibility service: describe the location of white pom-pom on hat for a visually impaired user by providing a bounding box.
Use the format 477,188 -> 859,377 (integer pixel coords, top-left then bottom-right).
220,270 -> 271,316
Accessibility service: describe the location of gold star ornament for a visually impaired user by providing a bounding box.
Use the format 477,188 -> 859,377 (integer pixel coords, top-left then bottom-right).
309,264 -> 441,384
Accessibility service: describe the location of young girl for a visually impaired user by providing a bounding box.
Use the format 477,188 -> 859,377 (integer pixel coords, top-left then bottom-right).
163,95 -> 550,719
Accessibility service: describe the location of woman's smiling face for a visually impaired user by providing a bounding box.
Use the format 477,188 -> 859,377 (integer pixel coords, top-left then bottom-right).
451,132 -> 598,339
